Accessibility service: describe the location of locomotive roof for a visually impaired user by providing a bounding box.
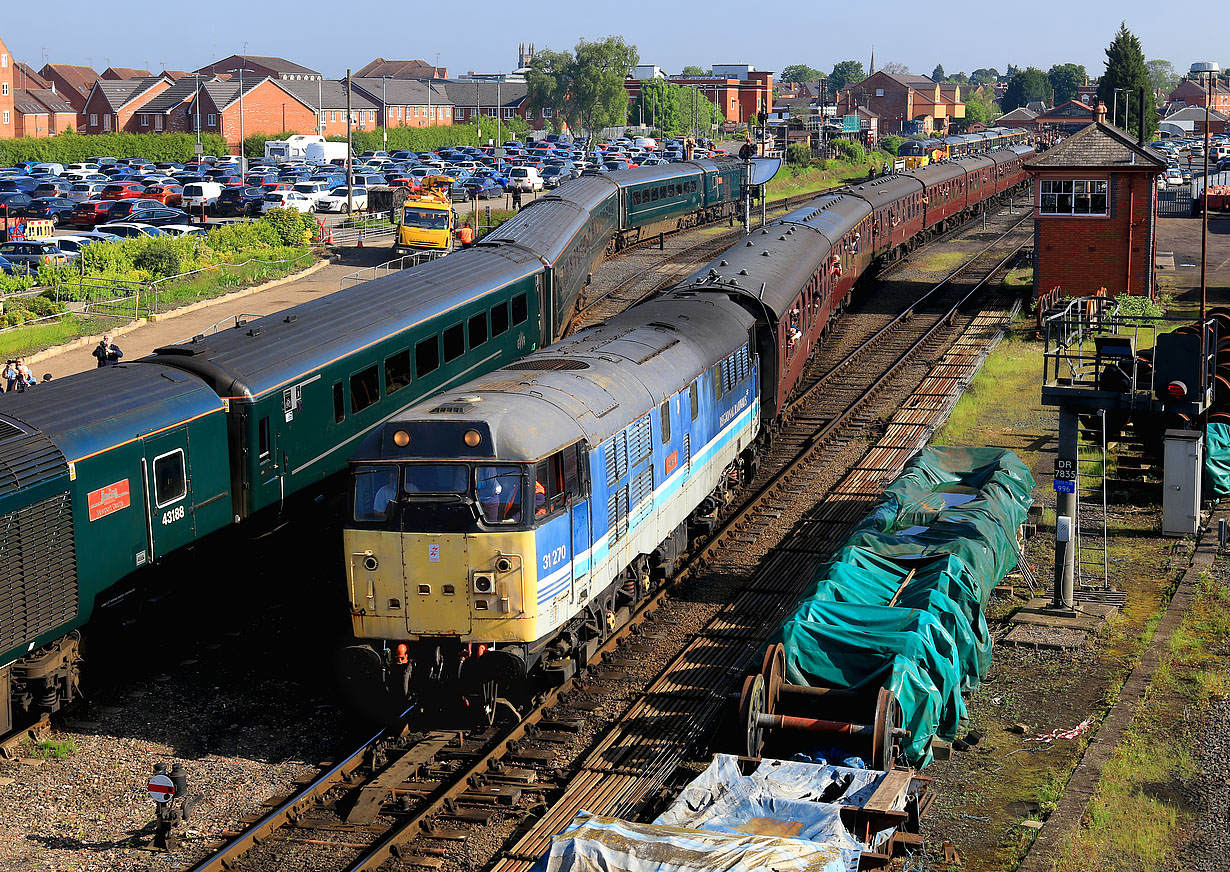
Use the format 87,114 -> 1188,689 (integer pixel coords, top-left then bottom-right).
0,363 -> 223,464
356,294 -> 755,463
147,246 -> 543,401
484,184 -> 614,262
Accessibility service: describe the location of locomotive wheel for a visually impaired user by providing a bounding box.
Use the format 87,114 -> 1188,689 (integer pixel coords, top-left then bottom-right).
871,687 -> 904,771
760,643 -> 785,713
739,673 -> 767,759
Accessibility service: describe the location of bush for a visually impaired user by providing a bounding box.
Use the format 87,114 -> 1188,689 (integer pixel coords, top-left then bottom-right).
880,135 -> 904,156
263,208 -> 321,246
833,139 -> 867,164
786,143 -> 812,167
0,131 -> 229,165
133,241 -> 183,279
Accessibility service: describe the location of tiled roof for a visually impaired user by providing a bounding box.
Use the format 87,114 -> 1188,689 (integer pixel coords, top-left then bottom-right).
90,77 -> 167,112
137,77 -> 208,113
355,58 -> 446,79
13,62 -> 50,90
277,79 -> 379,110
160,70 -> 190,81
198,54 -> 320,78
996,107 -> 1038,122
1025,121 -> 1168,169
439,80 -> 526,108
1164,105 -> 1229,123
15,88 -> 75,114
200,78 -> 270,111
39,63 -> 99,98
101,67 -> 152,80
352,78 -> 450,107
884,73 -> 937,89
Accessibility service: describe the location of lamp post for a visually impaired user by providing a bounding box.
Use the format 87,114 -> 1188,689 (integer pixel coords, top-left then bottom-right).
237,45 -> 251,174
382,76 -> 388,152
1192,62 -> 1221,325
1112,87 -> 1129,129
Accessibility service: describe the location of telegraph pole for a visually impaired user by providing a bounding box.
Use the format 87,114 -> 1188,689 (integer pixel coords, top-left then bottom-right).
346,68 -> 354,214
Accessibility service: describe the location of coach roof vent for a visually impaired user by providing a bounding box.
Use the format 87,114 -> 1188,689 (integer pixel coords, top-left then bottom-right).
501,359 -> 590,371
429,401 -> 477,414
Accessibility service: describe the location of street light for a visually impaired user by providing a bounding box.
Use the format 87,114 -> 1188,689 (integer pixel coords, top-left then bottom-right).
236,46 -> 254,175
1191,62 -> 1221,325
1112,87 -> 1129,129
382,76 -> 388,151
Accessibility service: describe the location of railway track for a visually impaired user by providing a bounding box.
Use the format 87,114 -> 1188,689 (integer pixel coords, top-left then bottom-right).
180,206 -> 1030,872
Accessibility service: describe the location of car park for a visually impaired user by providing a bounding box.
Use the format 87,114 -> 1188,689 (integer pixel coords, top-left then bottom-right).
26,197 -> 77,225
119,207 -> 194,227
100,222 -> 166,239
0,239 -> 71,271
103,198 -> 164,222
316,186 -> 368,212
0,191 -> 35,216
215,185 -> 268,217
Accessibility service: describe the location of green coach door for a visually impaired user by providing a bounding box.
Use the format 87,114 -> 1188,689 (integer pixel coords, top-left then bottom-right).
141,430 -> 197,558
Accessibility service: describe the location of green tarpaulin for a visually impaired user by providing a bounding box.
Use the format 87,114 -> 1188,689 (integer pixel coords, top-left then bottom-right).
1205,423 -> 1230,499
775,447 -> 1035,767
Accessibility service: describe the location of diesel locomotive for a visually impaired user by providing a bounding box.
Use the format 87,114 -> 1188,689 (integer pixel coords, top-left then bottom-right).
0,158 -> 750,733
340,143 -> 1036,716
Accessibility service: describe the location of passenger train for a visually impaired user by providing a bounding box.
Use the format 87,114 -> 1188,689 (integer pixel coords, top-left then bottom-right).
896,127 -> 1031,169
0,158 -> 749,733
340,143 -> 1036,717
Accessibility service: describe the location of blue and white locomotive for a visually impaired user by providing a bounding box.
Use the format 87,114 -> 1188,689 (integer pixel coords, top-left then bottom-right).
342,292 -> 760,713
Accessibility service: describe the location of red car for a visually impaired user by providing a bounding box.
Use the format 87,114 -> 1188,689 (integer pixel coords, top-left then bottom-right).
144,184 -> 184,207
100,181 -> 147,201
69,199 -> 116,227
261,182 -> 293,193
386,177 -> 422,192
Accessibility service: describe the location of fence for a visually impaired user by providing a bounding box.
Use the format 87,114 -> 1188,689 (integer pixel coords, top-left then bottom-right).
328,211 -> 398,247
339,250 -> 445,289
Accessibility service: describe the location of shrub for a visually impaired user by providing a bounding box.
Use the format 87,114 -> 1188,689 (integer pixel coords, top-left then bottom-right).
833,139 -> 867,164
133,241 -> 183,279
263,208 -> 320,246
0,131 -> 229,165
786,143 -> 812,167
880,135 -> 904,156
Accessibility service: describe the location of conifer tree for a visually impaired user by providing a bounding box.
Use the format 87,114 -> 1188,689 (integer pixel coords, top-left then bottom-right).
1097,22 -> 1156,140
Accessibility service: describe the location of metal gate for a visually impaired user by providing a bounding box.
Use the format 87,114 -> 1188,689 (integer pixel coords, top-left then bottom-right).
1158,188 -> 1192,217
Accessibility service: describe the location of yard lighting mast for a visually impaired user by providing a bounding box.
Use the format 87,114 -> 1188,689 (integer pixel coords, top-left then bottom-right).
1192,62 -> 1220,325
237,44 -> 251,174
346,68 -> 354,215
382,77 -> 388,152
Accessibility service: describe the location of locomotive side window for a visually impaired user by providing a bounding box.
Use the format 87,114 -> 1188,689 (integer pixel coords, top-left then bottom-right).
153,449 -> 186,508
468,312 -> 488,348
534,454 -> 565,517
415,336 -> 440,377
714,362 -> 724,402
443,323 -> 465,363
660,400 -> 671,444
333,382 -> 345,423
633,191 -> 641,205
350,365 -> 379,413
563,443 -> 585,498
690,381 -> 699,421
511,292 -> 528,326
491,301 -> 509,336
385,350 -> 412,394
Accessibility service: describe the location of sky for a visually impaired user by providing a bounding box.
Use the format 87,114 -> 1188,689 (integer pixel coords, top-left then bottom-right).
3,2 -> 1225,84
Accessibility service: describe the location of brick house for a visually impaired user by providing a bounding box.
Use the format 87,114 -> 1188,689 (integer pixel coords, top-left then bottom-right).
37,63 -> 99,121
194,54 -> 321,82
0,38 -> 13,139
836,72 -> 965,134
355,58 -> 447,80
629,65 -> 774,125
440,81 -> 528,130
13,88 -> 76,136
1161,105 -> 1228,138
81,76 -> 172,134
1168,78 -> 1230,114
351,78 -> 453,129
101,67 -> 151,81
194,79 -> 319,151
277,79 -> 386,137
1025,106 -> 1167,300
1033,100 -> 1095,134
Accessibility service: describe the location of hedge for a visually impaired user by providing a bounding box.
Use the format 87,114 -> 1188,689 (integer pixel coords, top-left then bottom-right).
243,118 -> 533,158
0,131 -> 231,166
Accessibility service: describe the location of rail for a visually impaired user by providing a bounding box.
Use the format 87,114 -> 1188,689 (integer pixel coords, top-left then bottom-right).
177,313 -> 266,344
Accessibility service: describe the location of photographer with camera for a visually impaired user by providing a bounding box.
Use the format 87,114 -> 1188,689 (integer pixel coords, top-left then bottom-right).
3,359 -> 16,393
93,334 -> 123,368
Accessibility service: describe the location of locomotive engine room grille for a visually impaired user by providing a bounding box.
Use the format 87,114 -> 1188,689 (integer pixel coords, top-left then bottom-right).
0,491 -> 78,654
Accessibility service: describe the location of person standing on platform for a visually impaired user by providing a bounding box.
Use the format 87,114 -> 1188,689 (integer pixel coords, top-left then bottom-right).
93,334 -> 123,367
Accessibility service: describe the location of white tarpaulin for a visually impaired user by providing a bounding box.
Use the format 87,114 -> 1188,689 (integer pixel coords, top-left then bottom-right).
543,813 -> 847,872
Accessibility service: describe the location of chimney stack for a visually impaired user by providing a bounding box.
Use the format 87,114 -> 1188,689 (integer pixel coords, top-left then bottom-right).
1095,100 -> 1108,124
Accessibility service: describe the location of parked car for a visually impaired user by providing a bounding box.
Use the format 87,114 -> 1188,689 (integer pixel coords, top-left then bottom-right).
67,181 -> 109,202
143,184 -> 185,207
99,222 -> 166,239
315,186 -> 368,212
1164,168 -> 1185,188
0,253 -> 18,275
32,180 -> 74,197
159,224 -> 208,239
26,196 -> 77,225
215,185 -> 267,217
540,166 -> 574,189
120,208 -> 195,227
99,181 -> 147,200
69,199 -> 116,227
182,181 -> 224,213
506,166 -> 544,192
0,239 -> 71,271
290,180 -> 332,208
50,231 -> 118,257
103,198 -> 164,222
462,175 -> 504,199
262,190 -> 317,213
0,191 -> 35,216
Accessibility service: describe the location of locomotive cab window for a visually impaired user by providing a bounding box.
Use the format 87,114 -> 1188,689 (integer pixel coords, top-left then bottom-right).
690,381 -> 699,421
534,453 -> 566,518
152,449 -> 186,508
354,464 -> 399,522
477,464 -> 523,524
660,400 -> 671,444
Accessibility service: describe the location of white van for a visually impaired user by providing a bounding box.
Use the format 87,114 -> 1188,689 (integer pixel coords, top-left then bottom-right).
507,166 -> 544,192
633,136 -> 657,151
182,181 -> 224,213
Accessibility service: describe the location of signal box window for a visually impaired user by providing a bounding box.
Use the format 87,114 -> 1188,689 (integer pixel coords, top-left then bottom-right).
443,323 -> 465,363
385,350 -> 411,394
354,465 -> 398,522
491,302 -> 509,336
333,382 -> 345,423
416,336 -> 440,377
511,292 -> 528,326
153,449 -> 186,508
350,365 -> 379,413
468,312 -> 488,348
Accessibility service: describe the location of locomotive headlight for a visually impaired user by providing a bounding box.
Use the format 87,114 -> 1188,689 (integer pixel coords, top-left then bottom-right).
363,555 -> 379,571
393,430 -> 410,447
464,429 -> 482,447
473,573 -> 494,594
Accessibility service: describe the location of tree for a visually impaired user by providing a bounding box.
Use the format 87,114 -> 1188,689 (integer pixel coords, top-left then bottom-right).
964,85 -> 999,125
629,78 -> 722,136
932,64 -> 946,82
971,68 -> 999,85
829,60 -> 865,92
1098,22 -> 1156,140
1048,63 -> 1087,104
680,65 -> 709,76
1146,59 -> 1180,94
949,72 -> 970,85
526,36 -> 639,137
1002,67 -> 1051,111
781,64 -> 823,85
1006,64 -> 1021,78
881,62 -> 910,75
